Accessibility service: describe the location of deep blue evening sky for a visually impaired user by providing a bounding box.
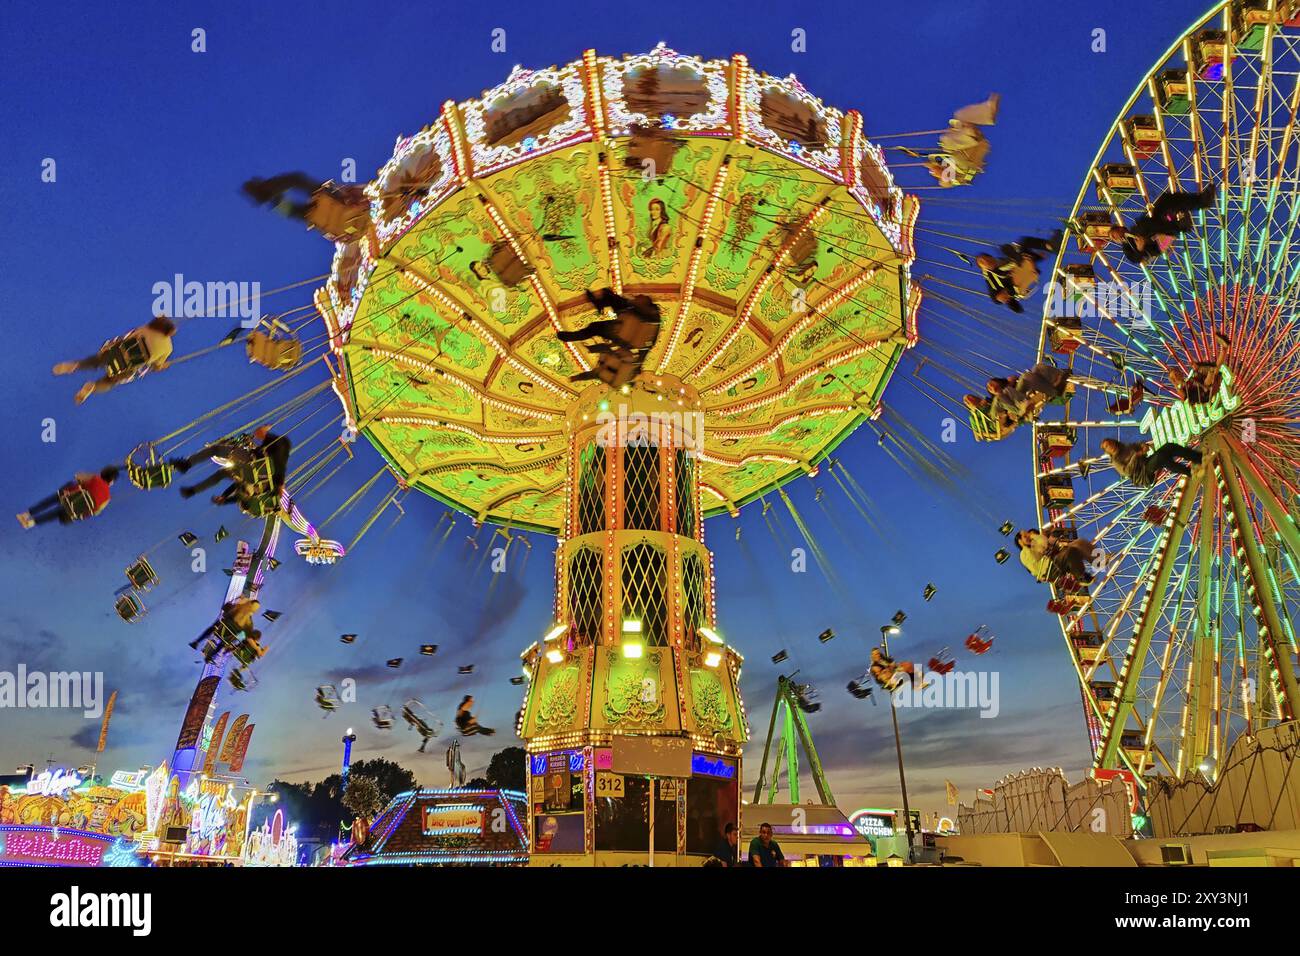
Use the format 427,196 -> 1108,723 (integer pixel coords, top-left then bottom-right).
0,0 -> 1209,816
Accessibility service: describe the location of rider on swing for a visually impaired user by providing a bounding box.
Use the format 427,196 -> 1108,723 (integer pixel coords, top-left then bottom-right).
559,288 -> 661,386
53,316 -> 177,404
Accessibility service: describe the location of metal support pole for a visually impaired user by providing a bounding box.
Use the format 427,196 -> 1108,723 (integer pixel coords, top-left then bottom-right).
883,630 -> 914,861
1098,472 -> 1201,768
1216,445 -> 1300,719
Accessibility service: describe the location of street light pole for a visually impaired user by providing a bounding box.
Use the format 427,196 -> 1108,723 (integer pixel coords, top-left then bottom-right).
881,625 -> 914,862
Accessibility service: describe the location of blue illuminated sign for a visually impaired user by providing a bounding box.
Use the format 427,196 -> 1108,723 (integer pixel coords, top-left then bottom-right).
530,751 -> 583,775
691,754 -> 736,779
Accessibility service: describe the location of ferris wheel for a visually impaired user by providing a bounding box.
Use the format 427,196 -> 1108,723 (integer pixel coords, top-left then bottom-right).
1033,0 -> 1300,784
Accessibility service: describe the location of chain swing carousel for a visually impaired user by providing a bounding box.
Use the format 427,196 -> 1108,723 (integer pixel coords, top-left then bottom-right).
314,47 -> 919,864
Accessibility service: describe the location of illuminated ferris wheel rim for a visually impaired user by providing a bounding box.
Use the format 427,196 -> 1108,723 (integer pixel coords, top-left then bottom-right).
1032,0 -> 1300,785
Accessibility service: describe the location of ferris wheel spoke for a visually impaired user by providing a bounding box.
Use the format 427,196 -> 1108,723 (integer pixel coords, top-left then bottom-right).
1097,471 -> 1202,768
1180,476 -> 1221,776
1132,554 -> 1200,776
1213,441 -> 1300,718
1225,432 -> 1300,562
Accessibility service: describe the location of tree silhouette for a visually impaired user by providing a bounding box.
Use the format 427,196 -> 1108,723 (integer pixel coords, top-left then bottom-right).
342,775 -> 385,821
486,746 -> 527,792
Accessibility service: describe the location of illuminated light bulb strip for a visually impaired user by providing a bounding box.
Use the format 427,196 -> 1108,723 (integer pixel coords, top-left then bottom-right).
477,201 -> 587,374
605,441 -> 619,645
696,450 -> 800,468
396,263 -> 571,398
326,368 -> 358,434
847,140 -> 907,250
1218,459 -> 1293,712
707,549 -> 719,635
365,349 -> 560,421
711,405 -> 855,441
596,159 -> 624,293
690,204 -> 828,379
708,268 -> 877,394
842,109 -> 862,191
903,279 -> 923,347
898,195 -> 922,267
666,446 -> 682,647
316,288 -> 344,354
375,416 -> 563,445
658,160 -> 732,372
705,339 -> 880,416
416,459 -> 562,484
699,483 -> 729,502
582,49 -> 607,138
473,131 -> 593,181
583,49 -> 624,293
441,99 -> 473,186
730,54 -> 750,140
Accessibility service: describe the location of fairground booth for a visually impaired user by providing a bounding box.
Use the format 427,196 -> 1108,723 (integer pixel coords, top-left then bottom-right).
341,788 -> 529,866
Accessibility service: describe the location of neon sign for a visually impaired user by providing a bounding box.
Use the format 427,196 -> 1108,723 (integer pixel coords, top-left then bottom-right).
23,769 -> 83,797
422,805 -> 484,835
848,809 -> 896,838
1139,365 -> 1240,450
690,754 -> 736,778
0,826 -> 110,866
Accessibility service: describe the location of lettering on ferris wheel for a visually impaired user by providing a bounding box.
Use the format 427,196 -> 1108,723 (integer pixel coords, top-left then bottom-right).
1139,365 -> 1240,450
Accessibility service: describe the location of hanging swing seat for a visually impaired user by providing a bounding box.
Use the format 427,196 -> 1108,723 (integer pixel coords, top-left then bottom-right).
99,334 -> 152,380
113,587 -> 147,623
126,443 -> 175,490
211,619 -> 245,649
124,555 -> 160,591
624,125 -> 682,176
223,453 -> 281,517
966,400 -> 1012,442
245,329 -> 303,371
307,184 -> 370,242
58,485 -> 98,521
231,638 -> 265,667
488,240 -> 536,286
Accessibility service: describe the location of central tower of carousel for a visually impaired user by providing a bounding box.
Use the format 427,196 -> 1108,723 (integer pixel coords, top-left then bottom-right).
316,45 -> 918,864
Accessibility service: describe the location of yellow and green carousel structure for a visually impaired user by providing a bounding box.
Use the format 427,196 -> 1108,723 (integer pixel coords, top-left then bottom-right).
316,45 -> 919,864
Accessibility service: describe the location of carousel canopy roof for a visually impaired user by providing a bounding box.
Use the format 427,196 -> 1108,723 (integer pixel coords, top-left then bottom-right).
319,45 -> 920,533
